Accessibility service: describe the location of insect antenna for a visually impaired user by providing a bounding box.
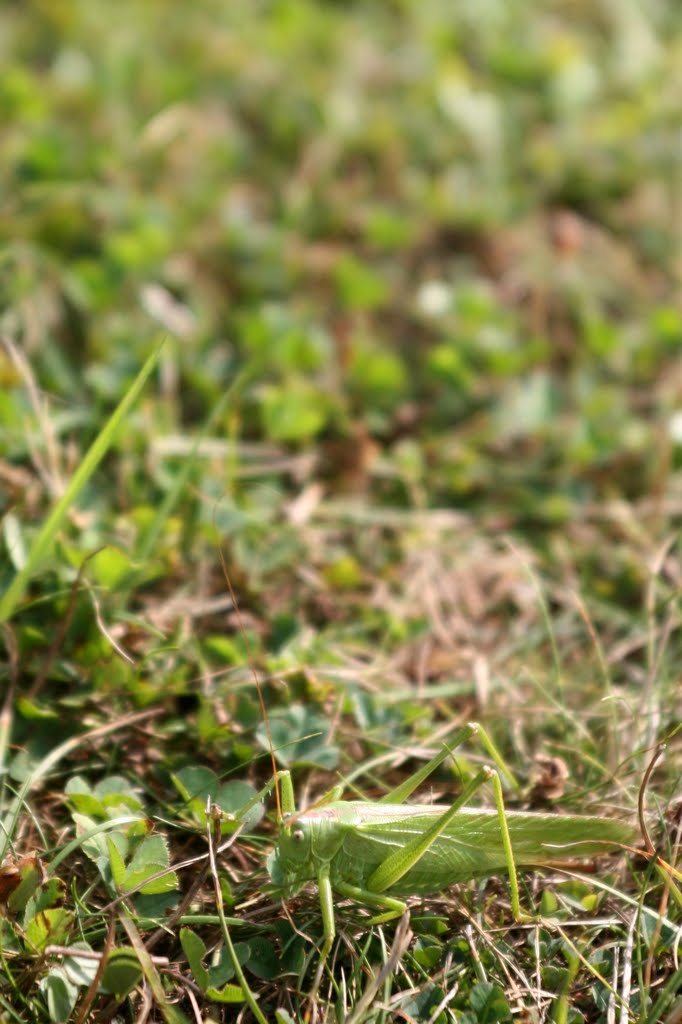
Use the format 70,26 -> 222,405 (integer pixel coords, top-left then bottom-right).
638,741 -> 664,859
218,544 -> 282,824
637,740 -> 682,886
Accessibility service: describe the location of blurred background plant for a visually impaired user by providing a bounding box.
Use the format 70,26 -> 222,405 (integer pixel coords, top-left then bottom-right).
1,1 -> 681,1021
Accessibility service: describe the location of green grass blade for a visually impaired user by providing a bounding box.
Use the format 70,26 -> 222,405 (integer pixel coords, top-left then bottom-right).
134,381 -> 235,564
643,959 -> 682,1024
117,908 -> 189,1024
0,339 -> 165,625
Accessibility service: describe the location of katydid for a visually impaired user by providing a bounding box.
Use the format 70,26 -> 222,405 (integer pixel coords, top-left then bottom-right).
261,722 -> 635,960
219,571 -> 634,968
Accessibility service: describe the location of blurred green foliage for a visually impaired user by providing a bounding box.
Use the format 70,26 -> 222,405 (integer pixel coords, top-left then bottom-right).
1,2 -> 681,1021
1,0 -> 680,531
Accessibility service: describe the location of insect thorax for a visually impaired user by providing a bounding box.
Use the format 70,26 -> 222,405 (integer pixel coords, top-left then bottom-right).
268,813 -> 346,893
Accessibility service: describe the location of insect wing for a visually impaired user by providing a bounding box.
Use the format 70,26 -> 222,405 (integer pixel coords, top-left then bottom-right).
331,805 -> 633,898
332,805 -> 510,895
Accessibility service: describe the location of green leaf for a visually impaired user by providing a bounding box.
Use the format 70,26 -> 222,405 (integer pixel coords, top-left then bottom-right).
95,775 -> 144,806
122,834 -> 178,895
100,948 -> 143,997
40,967 -> 79,1023
15,697 -> 59,720
347,342 -> 407,413
172,765 -> 218,803
180,927 -> 209,990
64,777 -> 102,816
334,255 -> 388,310
180,926 -> 249,1002
90,545 -> 134,589
172,768 -> 263,831
6,854 -> 44,914
272,920 -> 306,977
70,814 -> 139,876
540,888 -> 559,915
258,704 -> 339,770
244,935 -> 281,981
25,908 -> 74,952
275,1012 -> 297,1024
134,889 -> 180,922
323,555 -> 363,590
61,944 -> 100,987
412,937 -> 442,970
107,834 -> 127,888
468,982 -> 512,1023
261,381 -> 329,442
65,774 -> 144,818
24,877 -> 66,922
215,780 -> 264,831
205,983 -> 247,1004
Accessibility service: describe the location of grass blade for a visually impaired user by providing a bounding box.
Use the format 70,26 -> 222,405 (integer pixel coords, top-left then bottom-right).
0,339 -> 165,624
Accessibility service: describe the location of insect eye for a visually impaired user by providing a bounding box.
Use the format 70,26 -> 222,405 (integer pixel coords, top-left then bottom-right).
292,829 -> 304,843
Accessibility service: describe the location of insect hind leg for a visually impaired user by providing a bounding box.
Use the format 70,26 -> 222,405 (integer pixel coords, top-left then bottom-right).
380,721 -> 519,806
367,765 -> 525,921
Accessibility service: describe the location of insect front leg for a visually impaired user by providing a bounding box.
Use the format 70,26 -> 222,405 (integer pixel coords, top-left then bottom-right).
317,865 -> 334,961
316,870 -> 408,962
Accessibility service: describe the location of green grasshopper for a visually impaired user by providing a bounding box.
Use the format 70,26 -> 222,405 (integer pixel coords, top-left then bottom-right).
259,722 -> 635,961
219,573 -> 634,998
